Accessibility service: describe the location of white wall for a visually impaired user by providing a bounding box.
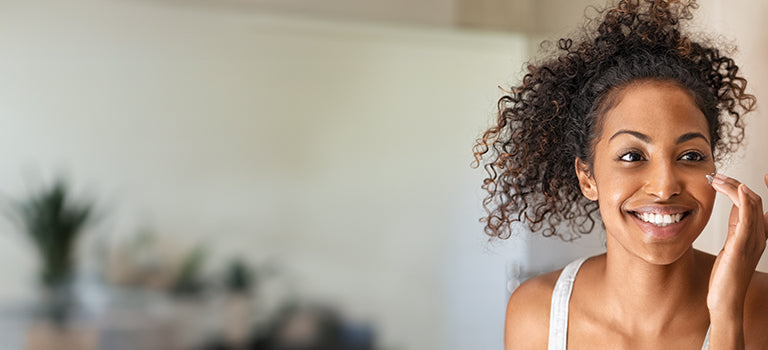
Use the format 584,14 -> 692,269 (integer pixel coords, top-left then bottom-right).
0,1 -> 534,349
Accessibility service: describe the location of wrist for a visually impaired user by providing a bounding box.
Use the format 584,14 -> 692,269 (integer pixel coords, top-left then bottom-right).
708,313 -> 745,349
707,291 -> 746,319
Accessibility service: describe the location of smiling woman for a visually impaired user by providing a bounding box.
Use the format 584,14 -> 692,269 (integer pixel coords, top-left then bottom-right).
472,0 -> 768,349
577,80 -> 717,264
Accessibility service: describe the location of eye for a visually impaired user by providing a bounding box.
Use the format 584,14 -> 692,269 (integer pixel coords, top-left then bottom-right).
618,151 -> 645,162
679,151 -> 706,162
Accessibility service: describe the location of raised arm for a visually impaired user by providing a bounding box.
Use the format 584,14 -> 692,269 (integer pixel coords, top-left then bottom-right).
707,173 -> 768,349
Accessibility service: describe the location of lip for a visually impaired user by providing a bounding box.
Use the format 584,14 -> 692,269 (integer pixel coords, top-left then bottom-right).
626,205 -> 694,241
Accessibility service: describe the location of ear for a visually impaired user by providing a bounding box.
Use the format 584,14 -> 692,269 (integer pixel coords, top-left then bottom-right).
575,158 -> 598,201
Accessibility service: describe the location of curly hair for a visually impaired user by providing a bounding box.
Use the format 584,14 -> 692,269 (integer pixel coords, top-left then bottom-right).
472,0 -> 756,241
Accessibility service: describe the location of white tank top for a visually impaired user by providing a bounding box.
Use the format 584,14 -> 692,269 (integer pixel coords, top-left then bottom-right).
547,257 -> 711,349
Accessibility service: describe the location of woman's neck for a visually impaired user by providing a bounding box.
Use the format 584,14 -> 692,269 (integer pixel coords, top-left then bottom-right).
596,242 -> 712,335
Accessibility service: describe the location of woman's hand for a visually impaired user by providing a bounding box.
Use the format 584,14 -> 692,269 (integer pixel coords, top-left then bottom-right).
707,173 -> 768,348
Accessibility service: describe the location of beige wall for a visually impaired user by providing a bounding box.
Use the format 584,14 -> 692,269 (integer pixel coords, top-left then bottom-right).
456,0 -> 601,33
212,0 -> 457,27
178,0 -> 603,36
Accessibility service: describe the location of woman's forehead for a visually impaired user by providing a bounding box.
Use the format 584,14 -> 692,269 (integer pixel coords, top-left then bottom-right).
599,81 -> 711,140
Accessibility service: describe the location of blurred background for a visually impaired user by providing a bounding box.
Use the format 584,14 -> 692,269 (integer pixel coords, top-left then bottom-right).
0,0 -> 764,349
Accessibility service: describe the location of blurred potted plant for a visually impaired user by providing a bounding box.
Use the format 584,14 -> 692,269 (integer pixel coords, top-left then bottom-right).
7,178 -> 96,323
169,244 -> 213,349
224,258 -> 254,295
171,244 -> 208,297
221,258 -> 256,348
6,178 -> 97,349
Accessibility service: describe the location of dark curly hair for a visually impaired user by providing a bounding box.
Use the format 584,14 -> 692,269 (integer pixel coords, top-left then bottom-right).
472,0 -> 756,241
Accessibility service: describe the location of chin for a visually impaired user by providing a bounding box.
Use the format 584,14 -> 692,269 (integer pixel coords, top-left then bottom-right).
607,227 -> 699,266
641,250 -> 690,265
634,240 -> 698,266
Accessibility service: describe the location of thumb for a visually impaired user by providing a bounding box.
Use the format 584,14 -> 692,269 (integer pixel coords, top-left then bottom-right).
763,174 -> 768,230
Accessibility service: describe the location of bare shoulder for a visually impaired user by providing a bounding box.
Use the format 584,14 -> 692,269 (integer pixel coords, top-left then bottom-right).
745,270 -> 768,348
504,269 -> 560,350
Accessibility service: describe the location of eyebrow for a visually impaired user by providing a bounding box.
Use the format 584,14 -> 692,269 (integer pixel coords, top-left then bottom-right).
608,130 -> 710,145
676,132 -> 710,145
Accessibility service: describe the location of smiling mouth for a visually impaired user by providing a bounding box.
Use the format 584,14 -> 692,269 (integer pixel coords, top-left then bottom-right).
631,211 -> 690,227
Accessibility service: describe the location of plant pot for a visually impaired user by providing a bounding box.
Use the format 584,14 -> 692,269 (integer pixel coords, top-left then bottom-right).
222,293 -> 254,348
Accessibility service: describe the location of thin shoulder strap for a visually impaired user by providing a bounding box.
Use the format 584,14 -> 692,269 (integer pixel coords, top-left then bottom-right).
547,257 -> 588,350
701,325 -> 711,349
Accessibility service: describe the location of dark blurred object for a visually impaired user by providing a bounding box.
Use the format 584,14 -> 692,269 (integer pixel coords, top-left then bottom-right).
270,303 -> 344,350
224,258 -> 255,294
199,302 -> 374,350
259,303 -> 373,350
6,178 -> 96,324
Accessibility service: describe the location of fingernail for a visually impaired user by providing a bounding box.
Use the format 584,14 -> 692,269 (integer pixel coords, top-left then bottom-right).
705,174 -> 714,184
712,173 -> 728,185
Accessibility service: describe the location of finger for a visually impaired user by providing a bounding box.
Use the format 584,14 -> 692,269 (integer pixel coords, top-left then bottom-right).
711,173 -> 743,207
738,183 -> 764,215
737,183 -> 767,242
716,173 -> 741,186
726,204 -> 739,240
713,174 -> 761,206
738,184 -> 751,230
763,211 -> 768,239
765,174 -> 768,235
758,175 -> 768,240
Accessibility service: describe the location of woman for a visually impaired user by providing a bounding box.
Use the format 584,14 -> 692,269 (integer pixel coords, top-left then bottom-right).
472,0 -> 768,348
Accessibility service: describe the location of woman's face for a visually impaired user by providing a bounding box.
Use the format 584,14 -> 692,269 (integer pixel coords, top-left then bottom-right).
577,80 -> 716,264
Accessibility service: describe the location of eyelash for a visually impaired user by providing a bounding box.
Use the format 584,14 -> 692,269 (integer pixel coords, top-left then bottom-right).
679,151 -> 707,162
617,151 -> 644,162
616,150 -> 707,162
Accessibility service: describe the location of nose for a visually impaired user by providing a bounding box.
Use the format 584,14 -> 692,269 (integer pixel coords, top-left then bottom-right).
643,161 -> 682,200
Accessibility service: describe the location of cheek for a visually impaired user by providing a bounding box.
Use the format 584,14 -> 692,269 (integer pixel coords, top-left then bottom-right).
680,162 -> 716,211
595,179 -> 635,213
690,181 -> 716,215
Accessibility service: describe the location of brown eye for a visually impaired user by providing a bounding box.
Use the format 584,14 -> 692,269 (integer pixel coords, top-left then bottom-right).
619,151 -> 644,162
679,151 -> 705,161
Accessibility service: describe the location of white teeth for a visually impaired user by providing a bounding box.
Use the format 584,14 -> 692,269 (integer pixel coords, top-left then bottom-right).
634,212 -> 685,227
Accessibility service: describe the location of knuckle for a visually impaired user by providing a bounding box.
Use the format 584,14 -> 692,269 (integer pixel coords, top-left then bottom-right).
746,192 -> 759,205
